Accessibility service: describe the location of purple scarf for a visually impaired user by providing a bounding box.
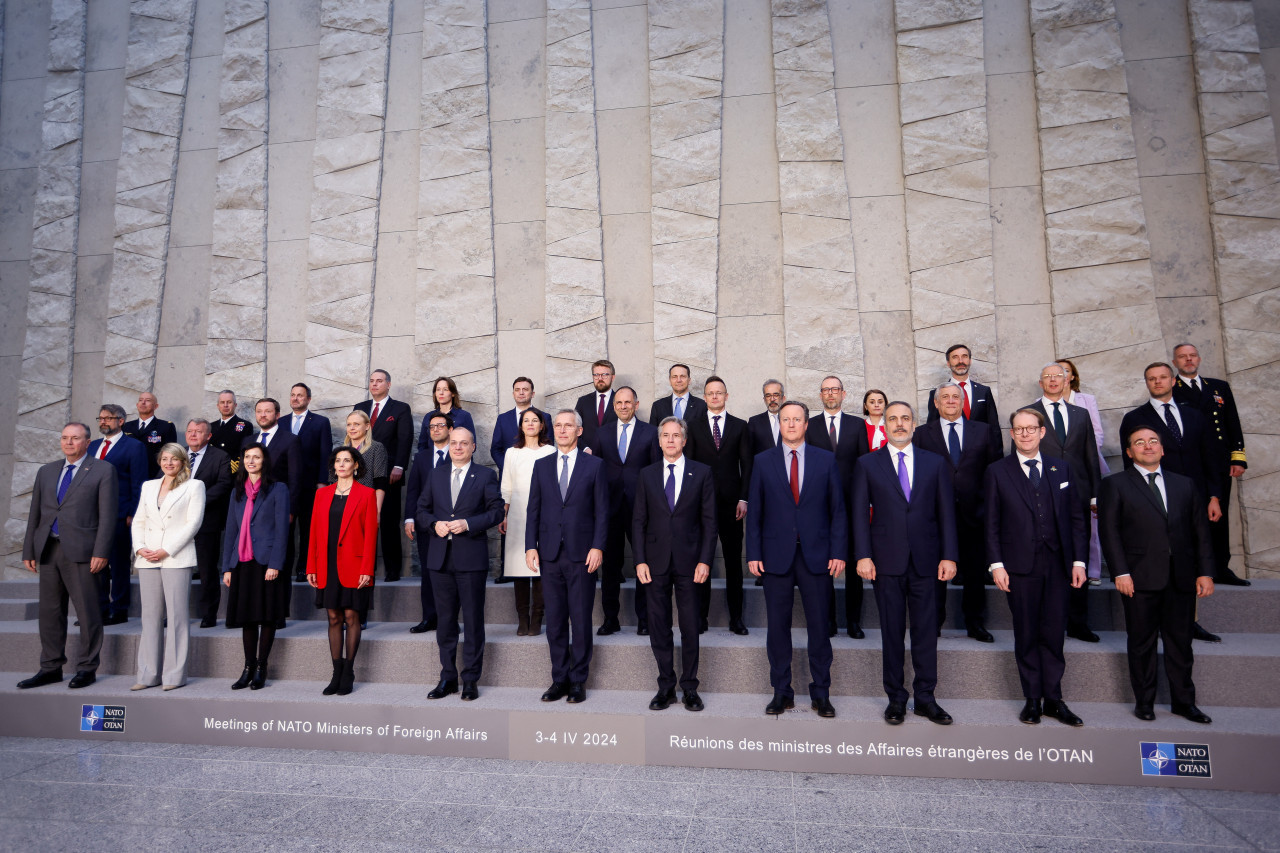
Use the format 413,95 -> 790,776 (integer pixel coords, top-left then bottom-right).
237,478 -> 261,562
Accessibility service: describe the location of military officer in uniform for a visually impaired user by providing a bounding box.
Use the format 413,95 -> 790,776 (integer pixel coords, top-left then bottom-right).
210,390 -> 255,471
123,392 -> 178,478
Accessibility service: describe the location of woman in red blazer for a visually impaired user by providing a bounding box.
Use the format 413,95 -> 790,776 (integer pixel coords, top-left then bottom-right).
307,447 -> 378,695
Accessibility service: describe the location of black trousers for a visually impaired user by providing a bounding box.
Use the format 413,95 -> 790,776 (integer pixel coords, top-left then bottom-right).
600,508 -> 647,625
1210,477 -> 1234,579
644,566 -> 700,692
1005,546 -> 1069,701
415,535 -> 437,622
286,486 -> 317,578
873,563 -> 938,704
429,547 -> 486,683
698,502 -> 745,623
96,517 -> 132,617
1121,579 -> 1197,707
937,516 -> 985,630
194,528 -> 223,621
379,484 -> 404,580
763,550 -> 832,700
542,555 -> 597,685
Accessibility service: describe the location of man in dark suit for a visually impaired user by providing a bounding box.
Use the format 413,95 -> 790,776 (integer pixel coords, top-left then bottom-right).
1022,363 -> 1103,642
986,408 -> 1089,727
853,401 -> 958,726
251,398 -> 303,514
746,378 -> 785,455
573,359 -> 617,449
634,416 -> 717,712
285,383 -> 333,582
89,404 -> 148,625
354,369 -> 414,582
648,363 -> 707,426
685,376 -> 753,634
404,412 -> 452,634
18,423 -> 118,690
1100,425 -> 1215,724
806,375 -> 870,639
123,391 -> 178,478
746,400 -> 847,718
1173,343 -> 1249,586
590,386 -> 660,635
926,343 -> 1001,431
417,427 -> 505,702
526,409 -> 610,704
210,389 -> 254,469
184,418 -> 233,627
490,376 -> 547,477
914,383 -> 1001,641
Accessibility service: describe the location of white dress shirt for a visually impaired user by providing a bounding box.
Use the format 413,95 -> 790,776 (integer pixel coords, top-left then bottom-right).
866,418 -> 887,450
258,424 -> 279,447
823,411 -> 841,444
1041,396 -> 1070,437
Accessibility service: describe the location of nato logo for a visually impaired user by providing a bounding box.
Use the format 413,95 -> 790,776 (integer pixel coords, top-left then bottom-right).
81,705 -> 126,733
1140,742 -> 1211,778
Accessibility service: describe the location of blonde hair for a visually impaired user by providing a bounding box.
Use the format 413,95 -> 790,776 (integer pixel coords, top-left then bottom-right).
344,411 -> 373,452
157,443 -> 191,486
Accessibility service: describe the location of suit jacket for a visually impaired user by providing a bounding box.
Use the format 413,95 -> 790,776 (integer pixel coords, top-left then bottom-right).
806,411 -> 870,486
851,446 -> 958,576
285,411 -> 333,487
575,388 -> 617,449
927,379 -> 1000,432
1174,375 -> 1246,470
404,445 -> 450,524
590,418 -> 661,517
525,447 -> 609,563
307,482 -> 379,587
490,406 -> 549,474
1020,399 -> 1101,506
88,434 -> 148,520
219,481 -> 290,572
22,455 -> 118,564
1118,401 -> 1222,500
913,417 -> 1001,527
1099,466 -> 1214,593
419,407 -> 476,449
648,393 -> 708,426
745,444 -> 848,574
354,397 -> 413,473
123,417 -> 178,477
686,410 -> 753,506
983,453 -> 1088,576
189,445 -> 233,535
632,459 -> 718,574
253,428 -> 304,515
130,479 -> 206,569
746,411 -> 780,456
416,462 -> 504,571
210,415 -> 254,463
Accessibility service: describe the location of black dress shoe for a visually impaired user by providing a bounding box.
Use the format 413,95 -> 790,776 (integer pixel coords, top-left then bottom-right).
102,612 -> 128,626
729,618 -> 749,636
765,694 -> 794,715
409,618 -> 437,634
17,669 -> 62,689
460,681 -> 479,701
914,700 -> 953,725
1216,571 -> 1250,586
232,663 -> 253,690
1134,704 -> 1156,721
884,701 -> 906,725
847,623 -> 864,640
1044,699 -> 1083,727
68,671 -> 96,689
249,661 -> 268,690
636,622 -> 649,636
566,683 -> 587,704
812,697 -> 836,718
427,679 -> 458,699
649,687 -> 676,711
699,617 -> 709,634
1192,622 -> 1222,643
384,574 -> 400,583
541,682 -> 570,702
753,576 -> 763,586
1067,627 -> 1100,643
1020,698 -> 1042,724
682,690 -> 704,712
275,618 -> 287,630
1171,703 -> 1212,724
967,625 -> 994,643
596,620 -> 620,636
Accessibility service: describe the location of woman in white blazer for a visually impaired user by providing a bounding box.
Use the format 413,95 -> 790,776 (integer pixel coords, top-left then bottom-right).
130,443 -> 206,690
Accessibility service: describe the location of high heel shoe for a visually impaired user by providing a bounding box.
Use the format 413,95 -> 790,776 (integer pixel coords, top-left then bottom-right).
322,659 -> 342,695
249,659 -> 268,690
231,661 -> 253,690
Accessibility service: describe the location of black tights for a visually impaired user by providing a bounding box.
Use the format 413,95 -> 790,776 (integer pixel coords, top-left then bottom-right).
327,608 -> 362,660
241,622 -> 276,663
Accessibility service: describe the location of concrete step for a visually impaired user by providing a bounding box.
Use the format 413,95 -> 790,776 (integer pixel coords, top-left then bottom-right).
0,599 -> 38,620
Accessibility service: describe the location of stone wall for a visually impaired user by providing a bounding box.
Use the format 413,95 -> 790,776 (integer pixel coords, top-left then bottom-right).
1,0 -> 1278,577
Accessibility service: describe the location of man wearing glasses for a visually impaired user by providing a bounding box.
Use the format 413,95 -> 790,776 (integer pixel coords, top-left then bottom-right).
88,405 -> 149,625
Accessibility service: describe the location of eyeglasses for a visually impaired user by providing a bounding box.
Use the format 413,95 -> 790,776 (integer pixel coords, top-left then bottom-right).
1011,426 -> 1042,434
96,416 -> 120,421
820,387 -> 843,394
1131,438 -> 1161,448
591,372 -> 612,379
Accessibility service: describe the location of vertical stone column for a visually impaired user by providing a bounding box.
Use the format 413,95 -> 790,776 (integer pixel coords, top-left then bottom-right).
896,0 -> 997,410
649,0 -> 722,392
1188,0 -> 1280,574
103,0 -> 197,400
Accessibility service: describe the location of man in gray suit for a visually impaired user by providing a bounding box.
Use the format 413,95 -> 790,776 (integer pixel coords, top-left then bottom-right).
19,423 -> 118,689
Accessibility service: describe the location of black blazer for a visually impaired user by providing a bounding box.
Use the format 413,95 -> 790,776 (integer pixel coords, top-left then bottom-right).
210,415 -> 254,463
806,412 -> 870,486
1020,399 -> 1101,505
632,459 -> 718,575
254,428 -> 303,515
746,411 -> 779,456
1099,467 -> 1214,592
416,463 -> 504,572
686,410 -> 753,506
648,394 -> 708,426
1174,375 -> 1246,470
123,417 -> 178,477
288,411 -> 334,487
354,397 -> 413,473
913,418 -> 1001,526
984,453 -> 1088,576
189,444 -> 233,535
574,388 -> 617,449
1118,401 -> 1222,500
927,379 -> 1000,432
590,419 -> 661,516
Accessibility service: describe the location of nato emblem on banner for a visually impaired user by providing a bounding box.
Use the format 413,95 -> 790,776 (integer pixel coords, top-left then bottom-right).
1140,742 -> 1177,776
1141,742 -> 1211,778
81,705 -> 126,733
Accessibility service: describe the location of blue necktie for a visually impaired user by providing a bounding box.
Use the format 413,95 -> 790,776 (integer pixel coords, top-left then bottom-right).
947,422 -> 961,467
674,397 -> 684,420
897,451 -> 910,501
618,422 -> 630,461
52,463 -> 76,536
665,463 -> 676,510
436,449 -> 445,468
1026,459 -> 1041,489
1163,403 -> 1182,445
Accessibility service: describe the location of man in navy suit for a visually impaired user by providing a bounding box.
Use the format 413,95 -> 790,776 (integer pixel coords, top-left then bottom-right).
648,363 -> 707,426
404,412 -> 452,634
284,383 -> 333,582
746,378 -> 785,455
926,343 -> 1000,431
987,408 -> 1090,726
853,401 -> 958,726
251,398 -> 302,516
914,383 -> 1002,641
89,404 -> 148,624
746,400 -> 847,718
573,360 -> 617,449
185,419 -> 233,627
354,369 -> 414,581
417,428 -> 505,702
490,376 -> 547,477
634,417 -> 717,712
123,392 -> 178,478
526,409 -> 610,704
591,387 -> 660,635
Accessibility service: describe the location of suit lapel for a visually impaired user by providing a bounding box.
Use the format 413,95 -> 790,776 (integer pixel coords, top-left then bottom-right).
563,448 -> 588,502
57,457 -> 92,505
453,467 -> 478,509
877,448 -> 908,503
1008,456 -> 1036,512
1128,466 -> 1167,517
671,466 -> 696,513
159,481 -> 182,516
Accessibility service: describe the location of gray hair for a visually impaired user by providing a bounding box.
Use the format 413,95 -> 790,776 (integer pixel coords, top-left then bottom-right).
1039,362 -> 1067,378
1172,342 -> 1198,355
100,403 -> 127,420
657,416 -> 687,440
779,399 -> 810,419
186,418 -> 211,431
762,378 -> 785,395
935,382 -> 964,398
820,375 -> 844,391
554,408 -> 583,428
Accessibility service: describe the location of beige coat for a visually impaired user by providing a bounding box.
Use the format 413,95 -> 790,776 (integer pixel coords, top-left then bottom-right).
131,478 -> 206,569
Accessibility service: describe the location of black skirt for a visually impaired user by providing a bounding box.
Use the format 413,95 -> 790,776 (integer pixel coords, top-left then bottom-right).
226,559 -> 289,624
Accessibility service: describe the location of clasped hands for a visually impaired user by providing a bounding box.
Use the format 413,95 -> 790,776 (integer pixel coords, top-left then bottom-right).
433,519 -> 469,537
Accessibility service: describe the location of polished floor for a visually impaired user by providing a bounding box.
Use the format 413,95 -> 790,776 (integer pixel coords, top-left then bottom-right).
0,737 -> 1275,852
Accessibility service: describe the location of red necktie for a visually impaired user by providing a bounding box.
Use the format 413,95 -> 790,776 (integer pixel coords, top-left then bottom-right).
959,382 -> 971,419
597,393 -> 605,426
789,450 -> 800,504
98,439 -> 110,460
370,401 -> 381,424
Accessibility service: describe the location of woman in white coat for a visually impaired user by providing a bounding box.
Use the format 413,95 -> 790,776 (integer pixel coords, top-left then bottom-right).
130,443 -> 206,690
499,410 -> 555,635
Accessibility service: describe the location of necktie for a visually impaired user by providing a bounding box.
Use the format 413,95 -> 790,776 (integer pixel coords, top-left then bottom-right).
1193,378 -> 1201,393
370,401 -> 381,424
897,451 -> 911,501
829,416 -> 837,446
712,415 -> 722,450
771,414 -> 779,445
674,397 -> 684,419
789,450 -> 800,504
948,421 -> 961,467
1147,471 -> 1166,516
665,463 -> 676,510
1052,401 -> 1066,444
618,422 -> 630,461
292,414 -> 302,435
559,454 -> 570,501
959,381 -> 971,419
98,439 -> 110,460
436,449 -> 445,468
1026,459 -> 1040,489
52,463 -> 76,536
1163,403 -> 1183,445
260,432 -> 268,447
451,467 -> 463,508
597,393 -> 606,426
190,451 -> 200,473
